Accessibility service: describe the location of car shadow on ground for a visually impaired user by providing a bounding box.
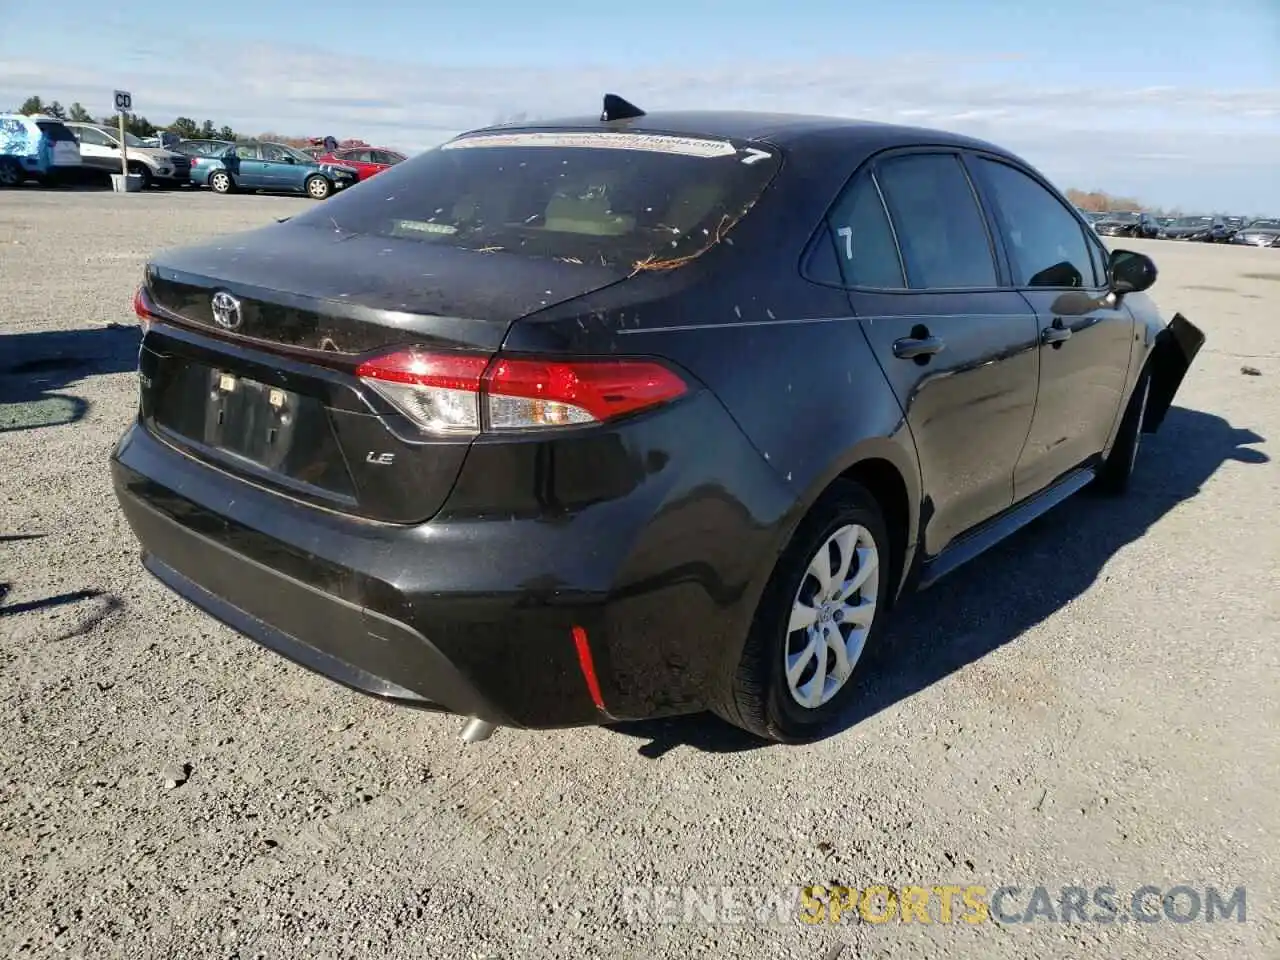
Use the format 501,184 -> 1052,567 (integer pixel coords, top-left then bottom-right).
0,325 -> 141,433
611,406 -> 1268,757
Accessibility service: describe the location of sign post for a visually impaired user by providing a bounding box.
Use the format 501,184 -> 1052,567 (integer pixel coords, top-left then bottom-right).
113,90 -> 132,180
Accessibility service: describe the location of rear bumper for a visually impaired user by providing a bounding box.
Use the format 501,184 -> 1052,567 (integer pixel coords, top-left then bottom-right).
111,390 -> 789,728
112,428 -> 599,727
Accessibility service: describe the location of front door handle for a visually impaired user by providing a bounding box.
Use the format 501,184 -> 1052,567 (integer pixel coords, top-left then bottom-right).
892,334 -> 945,360
1042,321 -> 1072,346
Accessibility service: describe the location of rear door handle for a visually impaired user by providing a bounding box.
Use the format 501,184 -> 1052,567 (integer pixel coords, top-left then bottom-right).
1042,322 -> 1072,346
892,335 -> 945,360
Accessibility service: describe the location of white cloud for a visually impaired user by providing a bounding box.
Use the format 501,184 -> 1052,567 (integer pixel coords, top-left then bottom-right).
3,42 -> 1277,210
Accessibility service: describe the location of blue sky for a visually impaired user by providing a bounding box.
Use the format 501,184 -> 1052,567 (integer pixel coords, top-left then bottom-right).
2,0 -> 1278,211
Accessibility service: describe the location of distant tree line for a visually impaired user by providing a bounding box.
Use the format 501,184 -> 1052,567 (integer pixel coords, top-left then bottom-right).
10,94 -> 315,145
1064,188 -> 1262,218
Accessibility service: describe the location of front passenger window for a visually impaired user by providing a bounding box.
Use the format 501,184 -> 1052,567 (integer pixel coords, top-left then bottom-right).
825,174 -> 905,288
977,159 -> 1097,289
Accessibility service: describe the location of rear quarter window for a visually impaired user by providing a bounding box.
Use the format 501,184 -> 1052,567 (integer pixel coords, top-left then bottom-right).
291,130 -> 783,271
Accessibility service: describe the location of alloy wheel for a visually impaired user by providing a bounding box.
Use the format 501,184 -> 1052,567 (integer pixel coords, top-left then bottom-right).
783,523 -> 879,709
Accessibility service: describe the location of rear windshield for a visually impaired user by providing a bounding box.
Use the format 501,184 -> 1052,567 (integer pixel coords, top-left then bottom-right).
35,121 -> 77,142
292,130 -> 783,270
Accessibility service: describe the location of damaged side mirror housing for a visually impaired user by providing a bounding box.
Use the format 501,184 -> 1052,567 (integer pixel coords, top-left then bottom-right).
1109,249 -> 1157,295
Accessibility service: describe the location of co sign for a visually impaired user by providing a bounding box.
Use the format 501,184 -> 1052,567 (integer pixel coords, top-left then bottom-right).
113,90 -> 132,114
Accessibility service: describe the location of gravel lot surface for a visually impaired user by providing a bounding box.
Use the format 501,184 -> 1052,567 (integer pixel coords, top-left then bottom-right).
1,188 -> 1277,959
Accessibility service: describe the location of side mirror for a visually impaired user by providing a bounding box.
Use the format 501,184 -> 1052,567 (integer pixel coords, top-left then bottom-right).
1109,249 -> 1157,295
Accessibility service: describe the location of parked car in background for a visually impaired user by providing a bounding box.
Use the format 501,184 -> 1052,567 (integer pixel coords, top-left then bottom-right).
140,131 -> 183,150
1093,211 -> 1161,239
174,139 -> 235,155
313,146 -> 407,181
174,139 -> 235,183
174,139 -> 236,159
1232,218 -> 1280,248
190,140 -> 359,198
117,99 -> 1203,744
0,113 -> 81,186
1162,215 -> 1232,242
66,122 -> 191,189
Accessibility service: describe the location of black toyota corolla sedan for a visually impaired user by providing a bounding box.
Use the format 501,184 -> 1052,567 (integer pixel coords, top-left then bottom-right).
113,96 -> 1204,744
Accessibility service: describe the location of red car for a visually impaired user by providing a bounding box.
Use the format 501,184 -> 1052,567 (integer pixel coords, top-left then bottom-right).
314,146 -> 406,181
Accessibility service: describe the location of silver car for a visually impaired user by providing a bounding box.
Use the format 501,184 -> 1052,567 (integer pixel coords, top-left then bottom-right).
65,122 -> 191,189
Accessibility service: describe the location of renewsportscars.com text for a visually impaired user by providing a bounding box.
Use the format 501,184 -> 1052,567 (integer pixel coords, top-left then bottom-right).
619,884 -> 1247,926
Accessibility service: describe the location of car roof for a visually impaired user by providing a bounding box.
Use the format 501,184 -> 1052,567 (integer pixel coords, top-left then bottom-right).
470,109 -> 1014,157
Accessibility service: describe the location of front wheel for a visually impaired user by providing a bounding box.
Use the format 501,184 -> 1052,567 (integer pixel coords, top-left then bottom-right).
714,479 -> 891,743
209,170 -> 233,194
305,175 -> 331,200
1093,367 -> 1150,496
128,162 -> 152,190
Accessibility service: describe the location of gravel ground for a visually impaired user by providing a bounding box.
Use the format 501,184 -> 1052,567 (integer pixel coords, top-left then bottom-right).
1,188 -> 1277,960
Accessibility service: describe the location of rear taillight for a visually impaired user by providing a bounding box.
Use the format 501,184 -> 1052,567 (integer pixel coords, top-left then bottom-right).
133,285 -> 155,332
354,349 -> 688,435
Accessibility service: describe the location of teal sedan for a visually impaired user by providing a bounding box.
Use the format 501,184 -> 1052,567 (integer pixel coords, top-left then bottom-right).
191,141 -> 359,199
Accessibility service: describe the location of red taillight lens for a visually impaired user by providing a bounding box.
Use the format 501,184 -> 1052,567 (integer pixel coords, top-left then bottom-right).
485,356 -> 687,430
133,285 -> 154,331
354,351 -> 490,435
354,349 -> 688,435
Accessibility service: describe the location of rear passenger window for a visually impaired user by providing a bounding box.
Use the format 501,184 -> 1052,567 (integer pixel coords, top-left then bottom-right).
874,154 -> 998,290
826,174 -> 905,288
976,159 -> 1097,288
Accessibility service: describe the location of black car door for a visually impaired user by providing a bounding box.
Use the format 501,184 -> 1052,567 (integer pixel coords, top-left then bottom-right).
967,154 -> 1136,501
829,151 -> 1041,558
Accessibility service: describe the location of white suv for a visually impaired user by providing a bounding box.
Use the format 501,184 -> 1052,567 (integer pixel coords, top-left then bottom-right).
65,122 -> 191,189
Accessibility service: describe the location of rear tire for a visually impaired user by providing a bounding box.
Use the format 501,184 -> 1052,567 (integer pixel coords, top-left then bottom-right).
305,175 -> 331,200
714,480 -> 892,743
209,170 -> 233,194
1093,367 -> 1150,496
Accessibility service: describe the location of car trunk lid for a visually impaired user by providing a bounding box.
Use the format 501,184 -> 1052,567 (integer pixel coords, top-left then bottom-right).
146,221 -> 625,355
139,223 -> 627,523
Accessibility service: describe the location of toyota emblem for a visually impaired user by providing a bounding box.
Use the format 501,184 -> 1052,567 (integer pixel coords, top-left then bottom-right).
211,291 -> 243,330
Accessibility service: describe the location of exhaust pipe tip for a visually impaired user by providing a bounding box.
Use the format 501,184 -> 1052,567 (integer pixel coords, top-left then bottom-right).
460,718 -> 498,743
